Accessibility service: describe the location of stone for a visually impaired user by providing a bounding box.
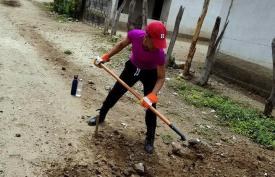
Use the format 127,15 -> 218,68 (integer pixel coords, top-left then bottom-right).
61,67 -> 66,70
188,138 -> 201,146
88,80 -> 95,85
15,133 -> 21,137
134,163 -> 145,175
171,142 -> 182,154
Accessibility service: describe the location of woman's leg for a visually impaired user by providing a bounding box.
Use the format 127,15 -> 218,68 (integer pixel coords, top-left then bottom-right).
140,69 -> 158,153
99,60 -> 139,120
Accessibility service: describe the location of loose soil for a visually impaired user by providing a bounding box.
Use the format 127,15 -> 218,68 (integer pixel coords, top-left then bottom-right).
0,1 -> 274,177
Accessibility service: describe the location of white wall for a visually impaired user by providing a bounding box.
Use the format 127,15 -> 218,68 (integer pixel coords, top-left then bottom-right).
112,0 -> 224,39
218,0 -> 275,68
166,0 -> 225,38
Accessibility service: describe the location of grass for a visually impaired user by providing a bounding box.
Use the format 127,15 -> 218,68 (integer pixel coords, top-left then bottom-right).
64,50 -> 72,55
168,77 -> 275,150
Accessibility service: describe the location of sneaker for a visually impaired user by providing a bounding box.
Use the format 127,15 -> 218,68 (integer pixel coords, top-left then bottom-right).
87,115 -> 104,126
144,138 -> 154,154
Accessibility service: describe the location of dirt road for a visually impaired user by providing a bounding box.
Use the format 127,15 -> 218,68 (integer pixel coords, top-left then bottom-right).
0,0 -> 274,177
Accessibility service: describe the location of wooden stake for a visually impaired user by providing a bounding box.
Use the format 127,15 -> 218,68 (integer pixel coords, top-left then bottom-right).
198,18 -> 228,86
183,0 -> 210,77
166,6 -> 184,67
198,17 -> 221,85
142,0 -> 148,29
111,0 -> 127,36
264,38 -> 275,116
103,0 -> 112,35
95,115 -> 99,137
127,0 -> 136,31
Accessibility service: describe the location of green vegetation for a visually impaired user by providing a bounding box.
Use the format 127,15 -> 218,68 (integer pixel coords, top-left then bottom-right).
161,134 -> 174,144
169,78 -> 275,150
64,50 -> 72,55
53,0 -> 78,17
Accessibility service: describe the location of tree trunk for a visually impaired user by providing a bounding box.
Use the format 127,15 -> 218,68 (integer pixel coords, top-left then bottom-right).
264,38 -> 275,116
110,0 -> 119,34
198,17 -> 221,86
111,0 -> 127,36
198,18 -> 228,86
183,0 -> 210,77
142,0 -> 148,29
103,0 -> 112,35
166,6 -> 184,67
127,0 -> 136,31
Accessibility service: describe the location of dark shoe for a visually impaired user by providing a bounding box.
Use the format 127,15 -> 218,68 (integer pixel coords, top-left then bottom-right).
87,115 -> 104,126
144,138 -> 154,154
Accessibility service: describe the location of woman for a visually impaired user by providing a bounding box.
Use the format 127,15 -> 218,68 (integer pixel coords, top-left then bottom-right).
88,21 -> 167,154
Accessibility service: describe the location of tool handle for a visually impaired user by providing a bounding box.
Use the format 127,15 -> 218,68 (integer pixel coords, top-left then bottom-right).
99,62 -> 186,140
169,124 -> 186,141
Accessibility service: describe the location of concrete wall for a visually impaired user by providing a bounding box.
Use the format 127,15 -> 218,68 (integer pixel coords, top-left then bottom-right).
112,0 -> 224,39
166,0 -> 225,38
218,0 -> 275,68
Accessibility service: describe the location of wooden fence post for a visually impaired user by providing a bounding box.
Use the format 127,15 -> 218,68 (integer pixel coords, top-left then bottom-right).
142,0 -> 148,29
166,6 -> 184,67
183,0 -> 210,77
127,0 -> 136,31
103,0 -> 112,35
198,18 -> 228,86
110,0 -> 119,27
111,0 -> 127,36
264,38 -> 275,116
198,17 -> 221,85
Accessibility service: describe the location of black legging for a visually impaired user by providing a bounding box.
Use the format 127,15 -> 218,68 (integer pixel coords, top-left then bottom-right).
99,60 -> 158,140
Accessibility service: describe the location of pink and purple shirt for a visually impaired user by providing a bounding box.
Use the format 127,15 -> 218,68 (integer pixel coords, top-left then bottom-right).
127,29 -> 166,70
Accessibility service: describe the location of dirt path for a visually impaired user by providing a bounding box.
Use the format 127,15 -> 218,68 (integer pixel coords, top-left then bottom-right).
0,1 -> 274,177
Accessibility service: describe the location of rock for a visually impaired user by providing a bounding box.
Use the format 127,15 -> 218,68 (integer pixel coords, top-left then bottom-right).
88,80 -> 95,85
105,86 -> 112,91
171,142 -> 182,154
134,163 -> 145,175
68,143 -> 72,146
215,143 -> 222,146
130,175 -> 140,177
95,169 -> 101,175
121,122 -> 128,128
61,67 -> 66,70
188,139 -> 213,154
123,167 -> 135,176
15,133 -> 21,137
188,138 -> 201,146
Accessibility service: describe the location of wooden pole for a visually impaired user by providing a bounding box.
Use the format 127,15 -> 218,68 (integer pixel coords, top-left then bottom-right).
111,0 -> 127,36
198,18 -> 229,86
110,0 -> 119,28
103,0 -> 112,35
198,17 -> 221,85
264,38 -> 275,116
166,6 -> 184,67
183,0 -> 210,77
127,0 -> 136,31
142,0 -> 148,29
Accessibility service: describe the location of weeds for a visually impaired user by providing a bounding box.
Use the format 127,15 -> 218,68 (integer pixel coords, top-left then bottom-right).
168,78 -> 275,149
64,50 -> 72,55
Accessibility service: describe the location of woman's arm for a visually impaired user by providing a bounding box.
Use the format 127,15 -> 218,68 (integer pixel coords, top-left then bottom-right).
152,65 -> 166,95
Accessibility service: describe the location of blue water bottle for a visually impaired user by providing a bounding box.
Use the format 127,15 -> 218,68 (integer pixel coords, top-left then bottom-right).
71,75 -> 78,96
